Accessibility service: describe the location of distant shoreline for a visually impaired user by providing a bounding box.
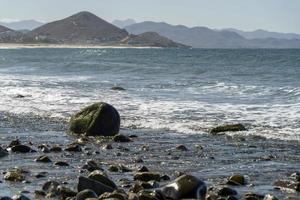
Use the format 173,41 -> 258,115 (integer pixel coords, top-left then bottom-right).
0,43 -> 162,49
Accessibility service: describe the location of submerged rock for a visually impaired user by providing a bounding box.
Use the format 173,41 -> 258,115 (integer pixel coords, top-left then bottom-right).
10,145 -> 32,153
113,134 -> 132,142
69,102 -> 120,136
161,174 -> 207,200
4,171 -> 25,182
35,155 -> 52,163
227,174 -> 246,186
0,146 -> 8,158
77,176 -> 114,196
210,124 -> 246,134
273,180 -> 300,192
111,86 -> 126,91
134,172 -> 161,182
76,189 -> 98,200
88,170 -> 117,189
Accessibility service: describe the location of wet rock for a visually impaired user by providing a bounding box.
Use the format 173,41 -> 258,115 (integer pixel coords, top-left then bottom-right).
0,197 -> 12,200
273,180 -> 300,192
88,170 -> 117,189
263,194 -> 278,200
161,174 -> 207,200
243,193 -> 265,200
99,189 -> 128,200
210,124 -> 246,134
119,164 -> 132,172
50,145 -> 62,152
54,161 -> 69,167
0,146 -> 8,158
111,86 -> 126,91
57,186 -> 77,199
137,166 -> 149,172
10,145 -> 32,153
136,190 -> 165,200
82,160 -> 102,172
77,176 -> 114,196
69,102 -> 120,136
11,195 -> 30,200
176,144 -> 188,151
134,172 -> 161,182
108,165 -> 119,172
15,94 -> 26,98
42,180 -> 60,197
227,174 -> 246,186
291,172 -> 300,182
42,146 -> 50,153
35,155 -> 52,163
65,144 -> 82,152
102,144 -> 113,150
160,175 -> 171,181
4,170 -> 25,182
8,139 -> 21,147
216,187 -> 238,197
76,189 -> 98,200
34,172 -> 48,178
113,134 -> 132,142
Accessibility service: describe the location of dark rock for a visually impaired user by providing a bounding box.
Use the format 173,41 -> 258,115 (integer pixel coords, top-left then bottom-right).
227,174 -> 246,186
4,170 -> 25,182
54,161 -> 69,167
8,139 -> 21,147
88,170 -> 117,189
57,186 -> 77,199
108,165 -> 119,172
50,146 -> 62,152
176,144 -> 188,151
69,102 -> 120,136
160,175 -> 171,181
65,144 -> 82,152
243,193 -> 265,200
137,166 -> 149,172
102,144 -> 113,150
34,190 -> 46,197
42,146 -> 50,153
134,172 -> 161,182
291,172 -> 300,182
273,180 -> 300,192
113,134 -> 132,142
99,189 -> 128,200
161,174 -> 207,200
210,124 -> 246,134
0,197 -> 12,200
11,195 -> 30,200
217,187 -> 238,197
15,94 -> 26,98
34,172 -> 48,178
82,160 -> 102,172
42,180 -> 60,196
10,145 -> 32,153
77,176 -> 114,196
76,189 -> 98,200
119,164 -> 132,172
111,86 -> 126,91
35,155 -> 52,163
0,146 -> 8,158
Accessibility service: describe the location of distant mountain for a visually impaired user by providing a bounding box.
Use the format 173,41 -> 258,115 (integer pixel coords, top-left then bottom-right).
112,19 -> 136,28
122,32 -> 187,48
0,20 -> 44,30
29,11 -> 128,44
225,28 -> 300,40
125,21 -> 300,48
0,25 -> 11,33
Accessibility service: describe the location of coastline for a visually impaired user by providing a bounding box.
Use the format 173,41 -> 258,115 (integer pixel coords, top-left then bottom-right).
0,43 -> 163,49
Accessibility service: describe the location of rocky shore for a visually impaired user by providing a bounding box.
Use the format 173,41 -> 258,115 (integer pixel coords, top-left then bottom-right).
0,103 -> 299,199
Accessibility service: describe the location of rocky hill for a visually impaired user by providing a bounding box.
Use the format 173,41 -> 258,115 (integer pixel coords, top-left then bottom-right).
29,11 -> 128,44
0,25 -> 11,33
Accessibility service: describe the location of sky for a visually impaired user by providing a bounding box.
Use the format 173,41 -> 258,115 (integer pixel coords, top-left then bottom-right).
0,0 -> 299,33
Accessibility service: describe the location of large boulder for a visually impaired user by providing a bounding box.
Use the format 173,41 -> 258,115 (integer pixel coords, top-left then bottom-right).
69,102 -> 120,136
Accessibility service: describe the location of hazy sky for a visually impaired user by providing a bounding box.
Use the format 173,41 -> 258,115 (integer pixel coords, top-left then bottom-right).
0,0 -> 299,33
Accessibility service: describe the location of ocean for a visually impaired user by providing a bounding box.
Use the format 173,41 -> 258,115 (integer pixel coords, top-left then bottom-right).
0,48 -> 299,198
0,48 -> 299,140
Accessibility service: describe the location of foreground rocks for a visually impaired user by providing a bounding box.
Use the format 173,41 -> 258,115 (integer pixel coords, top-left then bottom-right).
210,124 -> 247,134
69,102 -> 120,136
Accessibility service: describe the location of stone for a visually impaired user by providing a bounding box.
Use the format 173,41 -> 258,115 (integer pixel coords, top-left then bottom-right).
82,160 -> 102,172
77,176 -> 114,196
137,166 -> 149,172
227,174 -> 246,186
76,189 -> 98,200
263,194 -> 279,200
88,170 -> 117,189
102,144 -> 113,150
4,170 -> 25,182
243,193 -> 265,200
291,172 -> 300,182
273,180 -> 300,192
65,144 -> 82,152
57,186 -> 77,199
210,124 -> 246,134
50,146 -> 62,152
8,139 -> 21,147
217,187 -> 238,197
0,197 -> 13,200
161,174 -> 207,200
10,145 -> 32,153
176,144 -> 188,151
0,146 -> 8,158
113,134 -> 132,142
34,172 -> 48,178
134,172 -> 161,182
42,180 -> 60,195
54,161 -> 69,167
35,155 -> 52,163
108,165 -> 119,172
99,190 -> 128,200
111,86 -> 126,91
69,102 -> 120,136
11,195 -> 30,200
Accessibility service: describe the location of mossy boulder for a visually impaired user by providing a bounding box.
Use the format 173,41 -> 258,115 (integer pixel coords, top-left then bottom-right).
210,124 -> 246,134
69,102 -> 120,136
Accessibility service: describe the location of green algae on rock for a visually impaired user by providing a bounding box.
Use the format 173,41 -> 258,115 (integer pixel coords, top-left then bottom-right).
69,102 -> 120,136
210,124 -> 247,134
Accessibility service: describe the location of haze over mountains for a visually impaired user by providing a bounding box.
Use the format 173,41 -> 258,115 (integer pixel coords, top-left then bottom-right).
1,12 -> 300,48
